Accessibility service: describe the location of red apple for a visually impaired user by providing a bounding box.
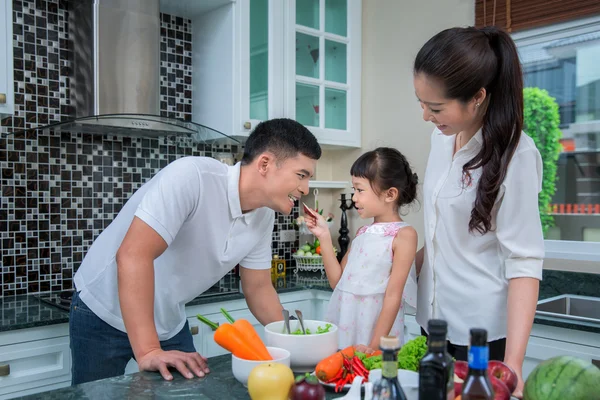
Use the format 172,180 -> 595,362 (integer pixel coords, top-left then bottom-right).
490,376 -> 511,400
454,360 -> 469,380
488,360 -> 518,394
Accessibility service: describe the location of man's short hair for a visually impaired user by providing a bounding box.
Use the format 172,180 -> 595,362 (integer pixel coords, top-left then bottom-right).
241,118 -> 322,165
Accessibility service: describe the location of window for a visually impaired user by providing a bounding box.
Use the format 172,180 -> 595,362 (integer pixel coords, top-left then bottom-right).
513,15 -> 600,269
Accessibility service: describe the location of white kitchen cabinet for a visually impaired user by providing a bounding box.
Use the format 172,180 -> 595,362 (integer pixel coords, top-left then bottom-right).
522,323 -> 600,380
0,324 -> 71,400
403,314 -> 421,344
284,0 -> 362,147
191,0 -> 361,147
0,0 -> 14,117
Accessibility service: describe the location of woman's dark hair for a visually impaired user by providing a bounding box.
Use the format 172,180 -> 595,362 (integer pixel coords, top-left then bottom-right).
350,147 -> 418,209
241,118 -> 321,164
414,26 -> 523,234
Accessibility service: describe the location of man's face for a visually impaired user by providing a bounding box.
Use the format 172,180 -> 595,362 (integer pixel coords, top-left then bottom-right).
264,153 -> 316,215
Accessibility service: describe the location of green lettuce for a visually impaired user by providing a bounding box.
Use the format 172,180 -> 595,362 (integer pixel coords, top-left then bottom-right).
360,336 -> 429,372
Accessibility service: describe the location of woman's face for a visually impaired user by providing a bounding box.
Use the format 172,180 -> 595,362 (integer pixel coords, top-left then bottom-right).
413,73 -> 482,136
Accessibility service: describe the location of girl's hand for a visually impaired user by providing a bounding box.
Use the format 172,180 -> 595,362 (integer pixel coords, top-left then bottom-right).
304,205 -> 330,239
354,344 -> 375,354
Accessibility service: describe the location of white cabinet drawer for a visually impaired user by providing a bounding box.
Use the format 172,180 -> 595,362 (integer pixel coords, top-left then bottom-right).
0,336 -> 71,397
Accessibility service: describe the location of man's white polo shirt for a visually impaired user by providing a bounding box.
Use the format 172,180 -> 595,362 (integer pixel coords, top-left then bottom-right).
74,157 -> 275,340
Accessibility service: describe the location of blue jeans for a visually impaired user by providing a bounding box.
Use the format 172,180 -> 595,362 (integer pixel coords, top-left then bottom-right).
69,290 -> 196,385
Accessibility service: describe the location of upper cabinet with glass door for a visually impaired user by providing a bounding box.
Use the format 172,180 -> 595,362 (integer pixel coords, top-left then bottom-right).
240,0 -> 285,135
286,0 -> 361,148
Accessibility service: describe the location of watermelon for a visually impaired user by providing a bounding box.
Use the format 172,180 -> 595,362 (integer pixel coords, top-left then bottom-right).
523,355 -> 600,400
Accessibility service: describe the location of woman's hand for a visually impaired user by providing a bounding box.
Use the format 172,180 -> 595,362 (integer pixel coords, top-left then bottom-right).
304,206 -> 330,239
504,360 -> 524,398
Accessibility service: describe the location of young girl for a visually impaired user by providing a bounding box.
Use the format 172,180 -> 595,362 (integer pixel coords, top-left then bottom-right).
305,147 -> 418,350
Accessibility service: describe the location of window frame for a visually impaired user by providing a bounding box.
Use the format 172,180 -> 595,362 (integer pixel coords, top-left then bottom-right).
512,14 -> 600,271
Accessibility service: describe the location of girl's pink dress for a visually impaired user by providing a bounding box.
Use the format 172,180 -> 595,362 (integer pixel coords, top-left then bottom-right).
325,222 -> 417,348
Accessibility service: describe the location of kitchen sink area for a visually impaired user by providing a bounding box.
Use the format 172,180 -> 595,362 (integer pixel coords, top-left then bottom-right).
536,295 -> 600,325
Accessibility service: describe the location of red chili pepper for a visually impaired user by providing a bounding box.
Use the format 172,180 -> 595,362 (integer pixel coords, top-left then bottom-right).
335,373 -> 354,392
343,356 -> 353,373
352,356 -> 369,378
334,375 -> 346,392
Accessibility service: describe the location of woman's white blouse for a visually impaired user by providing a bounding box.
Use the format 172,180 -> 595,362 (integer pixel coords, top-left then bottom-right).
416,128 -> 545,345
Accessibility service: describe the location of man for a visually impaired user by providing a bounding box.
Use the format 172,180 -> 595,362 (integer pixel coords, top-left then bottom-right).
70,118 -> 321,384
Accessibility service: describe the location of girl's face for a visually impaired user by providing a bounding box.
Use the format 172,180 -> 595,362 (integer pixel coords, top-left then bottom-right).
351,177 -> 394,219
413,73 -> 483,136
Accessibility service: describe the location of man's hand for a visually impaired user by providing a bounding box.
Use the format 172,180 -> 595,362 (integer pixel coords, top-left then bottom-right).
137,349 -> 210,381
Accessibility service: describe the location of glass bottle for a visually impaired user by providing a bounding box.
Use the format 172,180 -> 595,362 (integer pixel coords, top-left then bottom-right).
418,319 -> 454,400
461,328 -> 494,400
372,336 -> 408,400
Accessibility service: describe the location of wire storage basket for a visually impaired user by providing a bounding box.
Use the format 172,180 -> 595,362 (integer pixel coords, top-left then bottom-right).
292,254 -> 325,273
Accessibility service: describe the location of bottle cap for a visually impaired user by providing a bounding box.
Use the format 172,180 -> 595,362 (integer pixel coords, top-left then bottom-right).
427,319 -> 447,335
273,255 -> 279,259
469,328 -> 488,346
379,336 -> 400,350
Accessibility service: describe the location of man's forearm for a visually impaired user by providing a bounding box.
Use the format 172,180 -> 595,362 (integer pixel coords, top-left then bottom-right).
118,255 -> 161,360
244,281 -> 284,325
505,277 -> 539,367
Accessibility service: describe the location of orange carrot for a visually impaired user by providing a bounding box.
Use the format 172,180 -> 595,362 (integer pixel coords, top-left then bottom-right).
315,346 -> 356,382
340,345 -> 355,358
213,323 -> 264,361
233,319 -> 272,360
368,350 -> 382,357
219,308 -> 272,361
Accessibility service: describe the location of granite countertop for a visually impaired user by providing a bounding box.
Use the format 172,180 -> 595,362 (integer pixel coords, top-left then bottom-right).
12,354 -> 344,400
0,295 -> 70,332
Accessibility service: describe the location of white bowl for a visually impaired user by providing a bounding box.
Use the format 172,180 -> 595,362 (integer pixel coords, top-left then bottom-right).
231,346 -> 291,387
368,369 -> 419,400
264,320 -> 338,372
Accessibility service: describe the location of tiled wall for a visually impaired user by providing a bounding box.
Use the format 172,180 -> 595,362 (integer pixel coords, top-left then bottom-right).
0,0 -> 298,297
160,13 -> 193,122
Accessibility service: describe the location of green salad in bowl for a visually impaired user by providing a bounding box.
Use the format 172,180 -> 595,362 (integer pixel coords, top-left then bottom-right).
290,323 -> 333,335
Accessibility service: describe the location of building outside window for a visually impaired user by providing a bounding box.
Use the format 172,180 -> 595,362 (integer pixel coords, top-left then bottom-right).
514,16 -> 600,244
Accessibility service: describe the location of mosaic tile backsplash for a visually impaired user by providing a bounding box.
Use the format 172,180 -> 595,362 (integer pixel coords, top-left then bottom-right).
160,13 -> 193,122
0,0 -> 299,297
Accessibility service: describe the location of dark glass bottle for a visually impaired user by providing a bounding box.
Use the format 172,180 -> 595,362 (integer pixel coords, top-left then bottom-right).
372,336 -> 408,400
418,319 -> 455,400
461,328 -> 495,400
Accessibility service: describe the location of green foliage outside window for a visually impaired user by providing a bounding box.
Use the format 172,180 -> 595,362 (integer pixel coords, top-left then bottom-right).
523,87 -> 563,236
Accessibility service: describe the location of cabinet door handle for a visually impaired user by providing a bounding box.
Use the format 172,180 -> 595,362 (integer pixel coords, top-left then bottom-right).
243,122 -> 251,130
190,326 -> 199,335
593,359 -> 600,368
0,364 -> 10,377
0,93 -> 6,104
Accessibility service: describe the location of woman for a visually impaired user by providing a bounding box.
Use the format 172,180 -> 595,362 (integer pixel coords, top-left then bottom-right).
413,26 -> 544,398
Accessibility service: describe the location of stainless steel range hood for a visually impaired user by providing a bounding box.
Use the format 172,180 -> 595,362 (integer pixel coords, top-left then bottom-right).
22,0 -> 238,145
